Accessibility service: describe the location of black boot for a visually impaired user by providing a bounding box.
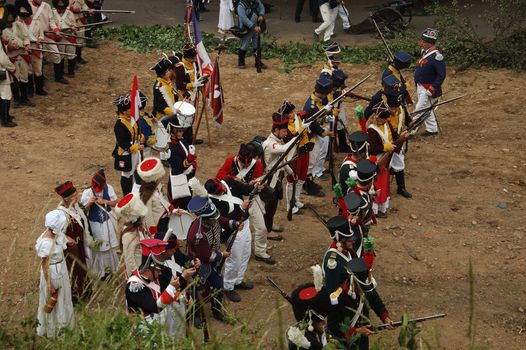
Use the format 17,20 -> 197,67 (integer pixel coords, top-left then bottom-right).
76,47 -> 87,64
211,289 -> 226,322
395,170 -> 412,198
238,49 -> 246,69
35,75 -> 48,96
337,129 -> 351,153
67,59 -> 76,77
54,62 -> 69,84
19,83 -> 36,107
303,177 -> 325,197
10,83 -> 20,108
120,176 -> 134,196
254,54 -> 267,70
0,99 -> 16,127
26,74 -> 35,96
5,100 -> 15,121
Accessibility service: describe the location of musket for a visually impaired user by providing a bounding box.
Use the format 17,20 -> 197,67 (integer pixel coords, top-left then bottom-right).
374,313 -> 447,331
327,116 -> 337,187
44,31 -> 87,40
266,277 -> 293,304
82,9 -> 136,14
31,40 -> 81,47
287,143 -> 299,221
31,47 -> 76,58
71,20 -> 113,29
255,22 -> 262,73
306,204 -> 328,227
376,94 -> 466,167
370,16 -> 414,106
346,92 -> 371,102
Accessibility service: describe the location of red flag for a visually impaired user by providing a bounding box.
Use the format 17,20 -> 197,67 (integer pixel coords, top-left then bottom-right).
130,75 -> 140,127
208,56 -> 224,126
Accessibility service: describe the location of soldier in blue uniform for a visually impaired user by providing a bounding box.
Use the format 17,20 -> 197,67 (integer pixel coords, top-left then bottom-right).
381,51 -> 413,107
414,28 -> 446,137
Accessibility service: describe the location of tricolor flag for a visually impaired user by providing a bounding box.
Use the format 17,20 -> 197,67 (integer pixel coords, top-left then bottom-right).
191,7 -> 213,77
209,56 -> 224,126
130,75 -> 140,127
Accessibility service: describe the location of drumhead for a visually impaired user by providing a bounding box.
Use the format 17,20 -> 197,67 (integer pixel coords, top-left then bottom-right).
153,122 -> 170,151
174,101 -> 196,117
167,211 -> 195,240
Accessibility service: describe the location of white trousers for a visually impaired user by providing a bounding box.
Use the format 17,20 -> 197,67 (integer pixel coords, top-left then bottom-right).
336,4 -> 351,29
223,219 -> 252,291
315,3 -> 337,42
390,150 -> 405,172
336,104 -> 347,131
248,196 -> 269,258
415,84 -> 439,133
121,151 -> 140,178
308,135 -> 329,178
43,42 -> 61,64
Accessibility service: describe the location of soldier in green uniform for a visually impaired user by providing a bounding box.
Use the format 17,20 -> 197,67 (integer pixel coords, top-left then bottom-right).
322,216 -> 394,349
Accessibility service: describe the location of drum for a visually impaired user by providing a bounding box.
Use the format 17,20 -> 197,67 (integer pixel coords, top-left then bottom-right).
167,211 -> 195,240
174,101 -> 196,128
153,121 -> 170,152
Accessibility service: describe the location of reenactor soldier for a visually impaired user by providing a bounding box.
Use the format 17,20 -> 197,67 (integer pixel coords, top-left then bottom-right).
3,4 -> 34,107
68,0 -> 94,64
382,51 -> 413,107
51,0 -> 78,77
0,5 -> 18,127
338,131 -> 368,195
286,283 -> 331,350
322,217 -> 394,348
29,0 -> 67,84
17,0 -> 48,96
414,28 -> 446,137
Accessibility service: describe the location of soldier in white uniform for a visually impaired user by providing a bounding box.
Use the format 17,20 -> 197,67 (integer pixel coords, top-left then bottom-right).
51,0 -> 77,77
2,4 -> 34,107
29,0 -> 68,84
0,5 -> 17,127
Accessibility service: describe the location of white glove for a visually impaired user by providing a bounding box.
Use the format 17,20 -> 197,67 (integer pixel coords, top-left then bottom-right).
323,104 -> 333,112
325,115 -> 335,123
424,89 -> 433,97
302,120 -> 313,129
194,78 -> 205,88
188,144 -> 196,155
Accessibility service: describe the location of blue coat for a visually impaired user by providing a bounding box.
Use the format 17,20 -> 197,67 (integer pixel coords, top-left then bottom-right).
237,0 -> 265,31
414,49 -> 446,97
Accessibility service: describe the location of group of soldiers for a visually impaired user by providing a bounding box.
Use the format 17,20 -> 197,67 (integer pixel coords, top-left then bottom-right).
0,0 -> 103,127
35,19 -> 446,349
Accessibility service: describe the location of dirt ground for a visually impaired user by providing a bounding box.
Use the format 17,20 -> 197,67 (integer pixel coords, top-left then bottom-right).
0,41 -> 525,349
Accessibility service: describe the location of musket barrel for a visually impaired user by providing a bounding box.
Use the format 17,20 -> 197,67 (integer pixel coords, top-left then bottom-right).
82,9 -> 135,14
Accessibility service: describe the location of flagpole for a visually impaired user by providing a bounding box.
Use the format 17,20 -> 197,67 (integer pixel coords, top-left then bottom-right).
203,91 -> 212,143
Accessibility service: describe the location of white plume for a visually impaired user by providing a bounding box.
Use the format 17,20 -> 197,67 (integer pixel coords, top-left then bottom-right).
287,326 -> 311,349
188,177 -> 208,198
311,264 -> 323,291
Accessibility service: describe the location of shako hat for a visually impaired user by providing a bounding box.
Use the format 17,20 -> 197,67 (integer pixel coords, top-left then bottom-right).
290,283 -> 331,322
382,74 -> 401,96
15,0 -> 32,17
55,181 -> 77,198
393,51 -> 412,69
137,157 -> 165,183
188,196 -> 218,218
348,131 -> 368,153
327,215 -> 361,241
272,113 -> 289,130
52,0 -> 69,9
421,28 -> 439,43
114,193 -> 148,223
204,178 -> 225,196
237,143 -> 254,164
344,192 -> 367,216
356,159 -> 378,183
314,75 -> 333,94
332,69 -> 348,88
